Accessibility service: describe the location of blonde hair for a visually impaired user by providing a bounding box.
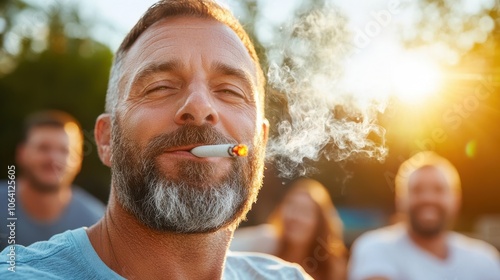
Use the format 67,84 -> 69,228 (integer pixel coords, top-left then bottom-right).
395,151 -> 461,197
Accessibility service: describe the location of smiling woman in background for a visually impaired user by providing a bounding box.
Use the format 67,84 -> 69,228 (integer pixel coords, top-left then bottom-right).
231,177 -> 347,280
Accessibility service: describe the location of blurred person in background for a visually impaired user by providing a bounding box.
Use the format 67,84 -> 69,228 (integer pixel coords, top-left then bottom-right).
0,110 -> 105,248
232,177 -> 347,279
349,151 -> 500,280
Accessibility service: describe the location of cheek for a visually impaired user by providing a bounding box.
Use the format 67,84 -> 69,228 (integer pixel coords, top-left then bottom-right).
283,209 -> 316,227
396,197 -> 410,212
218,108 -> 256,143
121,105 -> 177,145
444,197 -> 458,211
29,151 -> 49,165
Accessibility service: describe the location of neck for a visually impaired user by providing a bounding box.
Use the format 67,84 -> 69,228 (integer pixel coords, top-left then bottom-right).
18,177 -> 72,222
87,191 -> 232,280
407,227 -> 449,260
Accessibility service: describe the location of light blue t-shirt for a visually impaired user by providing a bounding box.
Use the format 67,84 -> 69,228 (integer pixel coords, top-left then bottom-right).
0,182 -> 105,248
0,228 -> 310,279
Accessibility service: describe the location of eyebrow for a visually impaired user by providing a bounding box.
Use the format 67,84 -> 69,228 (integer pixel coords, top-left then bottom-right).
131,60 -> 256,94
212,61 -> 255,91
132,60 -> 183,85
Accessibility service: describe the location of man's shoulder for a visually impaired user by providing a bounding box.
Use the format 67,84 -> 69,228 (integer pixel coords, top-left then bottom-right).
0,181 -> 10,210
72,186 -> 105,206
0,180 -> 11,196
349,225 -> 409,280
230,224 -> 278,254
353,224 -> 405,250
70,186 -> 106,215
225,251 -> 312,279
1,227 -> 123,279
450,232 -> 500,260
0,229 -> 78,278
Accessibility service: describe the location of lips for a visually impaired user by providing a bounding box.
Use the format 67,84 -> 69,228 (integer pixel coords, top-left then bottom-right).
163,143 -> 226,153
163,145 -> 198,153
417,206 -> 439,220
41,162 -> 64,174
411,204 -> 445,222
160,144 -> 218,160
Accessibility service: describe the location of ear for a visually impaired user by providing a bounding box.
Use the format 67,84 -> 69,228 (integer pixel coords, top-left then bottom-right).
95,114 -> 112,167
395,193 -> 406,214
261,118 -> 269,146
452,192 -> 462,216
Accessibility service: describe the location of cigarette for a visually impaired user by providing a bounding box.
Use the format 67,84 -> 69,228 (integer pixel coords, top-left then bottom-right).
190,144 -> 248,158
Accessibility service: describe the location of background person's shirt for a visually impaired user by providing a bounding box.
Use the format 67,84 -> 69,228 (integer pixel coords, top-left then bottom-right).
0,227 -> 312,279
349,223 -> 500,280
230,224 -> 278,254
0,181 -> 105,249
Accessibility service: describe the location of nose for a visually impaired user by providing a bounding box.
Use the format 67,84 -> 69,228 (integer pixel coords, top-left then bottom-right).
415,187 -> 442,203
174,88 -> 219,126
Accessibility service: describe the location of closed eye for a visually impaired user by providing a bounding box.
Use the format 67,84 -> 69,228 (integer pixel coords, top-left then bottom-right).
146,85 -> 179,95
219,89 -> 243,98
150,85 -> 171,91
216,89 -> 249,104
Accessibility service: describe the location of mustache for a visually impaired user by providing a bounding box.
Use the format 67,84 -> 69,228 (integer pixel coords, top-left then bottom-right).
143,124 -> 237,159
410,203 -> 445,214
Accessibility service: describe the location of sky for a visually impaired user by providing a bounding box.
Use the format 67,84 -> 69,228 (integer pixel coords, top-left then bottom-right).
80,0 -> 398,51
79,0 -> 159,51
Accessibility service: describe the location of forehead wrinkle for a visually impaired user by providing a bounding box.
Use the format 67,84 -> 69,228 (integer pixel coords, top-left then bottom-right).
119,16 -> 262,107
218,24 -> 255,59
131,60 -> 184,86
119,44 -> 179,103
211,61 -> 255,90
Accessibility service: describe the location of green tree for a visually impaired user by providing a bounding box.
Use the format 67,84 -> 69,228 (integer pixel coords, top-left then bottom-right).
0,0 -> 113,202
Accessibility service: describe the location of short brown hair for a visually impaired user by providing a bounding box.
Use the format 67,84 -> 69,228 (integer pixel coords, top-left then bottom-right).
105,0 -> 265,114
21,110 -> 83,144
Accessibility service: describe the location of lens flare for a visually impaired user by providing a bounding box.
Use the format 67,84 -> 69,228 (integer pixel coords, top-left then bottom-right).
390,55 -> 443,104
465,140 -> 477,158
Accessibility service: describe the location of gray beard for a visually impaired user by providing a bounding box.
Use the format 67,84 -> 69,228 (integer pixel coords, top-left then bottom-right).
110,118 -> 263,233
142,174 -> 245,232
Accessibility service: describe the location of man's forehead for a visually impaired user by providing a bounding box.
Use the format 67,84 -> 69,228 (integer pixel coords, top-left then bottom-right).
26,126 -> 69,143
408,166 -> 450,188
124,16 -> 256,73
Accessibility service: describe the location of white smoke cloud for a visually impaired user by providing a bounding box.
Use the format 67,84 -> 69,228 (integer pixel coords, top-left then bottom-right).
265,6 -> 388,178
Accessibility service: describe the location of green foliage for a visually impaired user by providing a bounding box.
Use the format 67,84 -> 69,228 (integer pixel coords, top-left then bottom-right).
0,0 -> 113,202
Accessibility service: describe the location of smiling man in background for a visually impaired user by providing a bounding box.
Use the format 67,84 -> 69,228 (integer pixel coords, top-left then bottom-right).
0,110 -> 105,248
0,1 -> 310,279
349,151 -> 500,280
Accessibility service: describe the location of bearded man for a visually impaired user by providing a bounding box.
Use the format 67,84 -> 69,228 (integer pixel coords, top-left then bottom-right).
349,151 -> 500,280
0,1 -> 311,279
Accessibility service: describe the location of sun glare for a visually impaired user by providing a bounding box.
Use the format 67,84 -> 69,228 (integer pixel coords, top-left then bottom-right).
389,56 -> 443,104
341,47 -> 444,107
